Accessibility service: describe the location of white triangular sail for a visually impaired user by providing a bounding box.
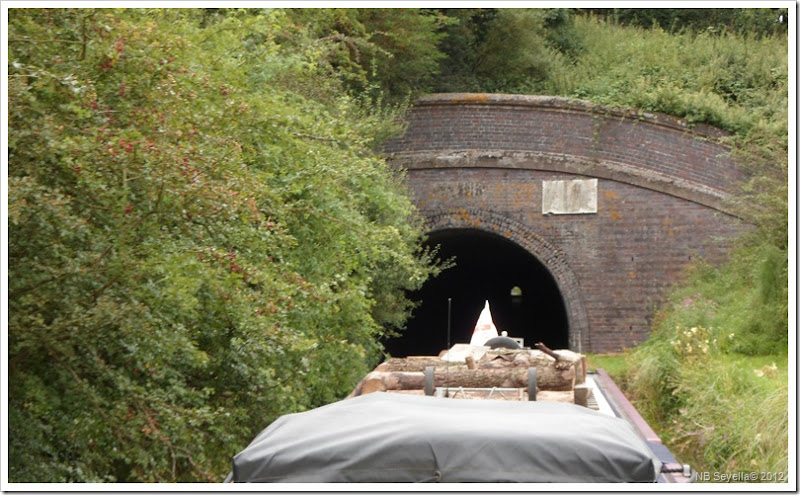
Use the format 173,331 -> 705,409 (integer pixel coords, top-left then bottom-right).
469,300 -> 499,346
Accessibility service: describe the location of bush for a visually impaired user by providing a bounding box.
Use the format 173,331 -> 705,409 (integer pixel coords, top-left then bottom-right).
8,9 -> 439,481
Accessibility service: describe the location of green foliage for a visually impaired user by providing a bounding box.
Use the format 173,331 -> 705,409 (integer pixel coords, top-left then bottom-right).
8,8 -> 439,482
471,9 -> 563,92
434,8 -> 576,93
552,16 -> 788,136
644,252 -> 787,357
580,8 -> 789,38
594,346 -> 788,479
628,335 -> 788,477
584,353 -> 630,385
281,8 -> 450,106
431,8 -> 494,92
434,10 -> 788,138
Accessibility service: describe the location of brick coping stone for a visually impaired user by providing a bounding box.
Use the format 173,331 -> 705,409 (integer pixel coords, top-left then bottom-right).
416,93 -> 731,141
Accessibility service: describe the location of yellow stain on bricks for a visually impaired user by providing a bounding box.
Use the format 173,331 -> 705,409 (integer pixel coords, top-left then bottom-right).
512,184 -> 535,207
664,219 -> 675,236
628,271 -> 637,279
604,191 -> 621,219
452,93 -> 491,103
492,183 -> 504,199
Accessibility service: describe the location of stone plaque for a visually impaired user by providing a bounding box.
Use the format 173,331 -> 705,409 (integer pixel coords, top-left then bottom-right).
542,179 -> 598,215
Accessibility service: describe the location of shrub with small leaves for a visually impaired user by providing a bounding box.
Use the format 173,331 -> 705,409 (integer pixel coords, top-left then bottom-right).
8,8 -> 440,482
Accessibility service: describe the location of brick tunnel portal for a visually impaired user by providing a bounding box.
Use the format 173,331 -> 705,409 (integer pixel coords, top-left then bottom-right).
382,94 -> 747,353
383,228 -> 569,358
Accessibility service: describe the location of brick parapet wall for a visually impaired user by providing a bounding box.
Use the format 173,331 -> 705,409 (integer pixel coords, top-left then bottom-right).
385,93 -> 746,210
385,94 -> 746,353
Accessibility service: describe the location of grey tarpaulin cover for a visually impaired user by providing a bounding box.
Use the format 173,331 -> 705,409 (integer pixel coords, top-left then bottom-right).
232,392 -> 661,483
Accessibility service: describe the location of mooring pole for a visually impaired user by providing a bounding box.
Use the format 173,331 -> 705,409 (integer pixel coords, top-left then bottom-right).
446,297 -> 452,398
447,297 -> 452,350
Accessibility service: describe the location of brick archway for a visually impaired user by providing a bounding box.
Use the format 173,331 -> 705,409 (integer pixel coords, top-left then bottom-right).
387,94 -> 746,352
422,208 -> 590,352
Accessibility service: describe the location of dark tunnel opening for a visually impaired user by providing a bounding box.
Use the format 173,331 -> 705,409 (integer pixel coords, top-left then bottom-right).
383,229 -> 570,358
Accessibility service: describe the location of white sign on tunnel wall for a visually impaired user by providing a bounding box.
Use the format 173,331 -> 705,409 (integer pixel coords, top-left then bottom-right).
542,178 -> 598,215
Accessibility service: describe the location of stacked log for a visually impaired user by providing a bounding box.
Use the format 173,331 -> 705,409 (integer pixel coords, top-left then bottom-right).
349,347 -> 586,397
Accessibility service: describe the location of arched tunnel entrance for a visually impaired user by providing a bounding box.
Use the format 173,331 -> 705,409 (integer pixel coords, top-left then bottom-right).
384,229 -> 570,357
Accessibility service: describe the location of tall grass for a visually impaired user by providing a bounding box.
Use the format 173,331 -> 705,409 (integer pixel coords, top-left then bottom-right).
534,15 -> 789,138
626,249 -> 789,479
630,342 -> 788,478
591,346 -> 788,479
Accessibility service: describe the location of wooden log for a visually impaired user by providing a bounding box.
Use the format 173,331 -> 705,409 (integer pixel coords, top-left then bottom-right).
377,350 -> 581,372
352,348 -> 585,398
375,357 -> 467,373
347,379 -> 364,398
479,350 -> 580,375
440,364 -> 575,391
482,348 -> 581,364
437,368 -> 530,389
354,365 -> 575,395
372,350 -> 579,383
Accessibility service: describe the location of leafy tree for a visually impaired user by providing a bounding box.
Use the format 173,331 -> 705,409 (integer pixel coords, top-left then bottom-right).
8,8 -> 438,482
430,8 -> 496,91
433,8 -> 578,93
280,8 -> 450,106
471,9 -> 564,92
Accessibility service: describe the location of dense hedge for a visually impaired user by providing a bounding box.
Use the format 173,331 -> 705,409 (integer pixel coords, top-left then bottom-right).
8,9 -> 441,481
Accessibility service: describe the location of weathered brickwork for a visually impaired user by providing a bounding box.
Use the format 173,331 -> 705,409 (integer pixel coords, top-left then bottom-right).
385,94 -> 746,353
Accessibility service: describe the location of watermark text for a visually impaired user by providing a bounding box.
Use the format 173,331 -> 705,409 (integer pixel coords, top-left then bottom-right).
696,471 -> 787,482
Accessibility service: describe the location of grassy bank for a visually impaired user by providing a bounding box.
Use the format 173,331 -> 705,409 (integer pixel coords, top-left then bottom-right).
587,350 -> 789,480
